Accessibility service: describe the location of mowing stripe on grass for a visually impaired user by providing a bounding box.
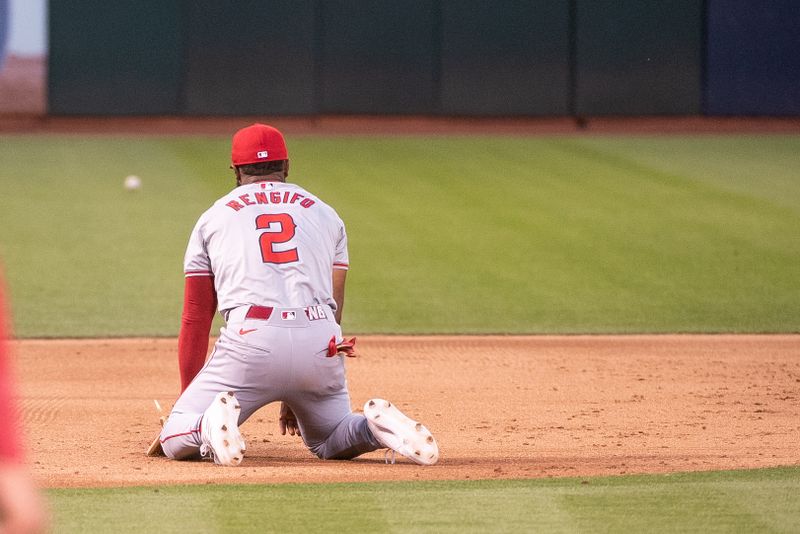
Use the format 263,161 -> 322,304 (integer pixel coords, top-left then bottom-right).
1,135 -> 798,336
47,467 -> 800,533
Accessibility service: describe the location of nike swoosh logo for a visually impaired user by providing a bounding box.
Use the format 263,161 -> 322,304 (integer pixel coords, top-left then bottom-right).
238,328 -> 258,335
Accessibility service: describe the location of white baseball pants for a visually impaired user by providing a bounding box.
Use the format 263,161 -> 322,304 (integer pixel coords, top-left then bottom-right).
160,305 -> 380,461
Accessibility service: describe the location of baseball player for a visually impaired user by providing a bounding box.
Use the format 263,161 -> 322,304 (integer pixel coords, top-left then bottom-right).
0,272 -> 49,533
157,124 -> 438,466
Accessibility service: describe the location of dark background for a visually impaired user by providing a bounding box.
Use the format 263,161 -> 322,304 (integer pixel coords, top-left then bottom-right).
48,0 -> 800,116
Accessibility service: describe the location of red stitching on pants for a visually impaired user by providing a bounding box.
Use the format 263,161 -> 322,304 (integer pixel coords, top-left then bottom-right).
160,428 -> 200,444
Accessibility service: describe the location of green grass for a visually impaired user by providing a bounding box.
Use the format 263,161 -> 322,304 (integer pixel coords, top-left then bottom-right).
47,467 -> 800,533
1,134 -> 798,336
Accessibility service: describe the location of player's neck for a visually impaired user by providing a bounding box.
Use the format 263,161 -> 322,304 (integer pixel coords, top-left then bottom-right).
238,174 -> 286,186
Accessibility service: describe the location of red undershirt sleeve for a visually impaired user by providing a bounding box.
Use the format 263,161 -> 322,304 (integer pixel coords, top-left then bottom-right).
0,279 -> 23,463
178,275 -> 217,393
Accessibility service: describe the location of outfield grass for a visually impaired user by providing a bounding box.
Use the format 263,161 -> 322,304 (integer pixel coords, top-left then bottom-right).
0,134 -> 798,336
48,467 -> 800,533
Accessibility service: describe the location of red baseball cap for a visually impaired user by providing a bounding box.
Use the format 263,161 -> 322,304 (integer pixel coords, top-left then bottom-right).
231,123 -> 288,166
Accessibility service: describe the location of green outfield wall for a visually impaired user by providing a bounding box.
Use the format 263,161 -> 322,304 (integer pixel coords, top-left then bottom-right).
48,0 -> 182,114
47,0 -> 800,116
574,0 -> 703,115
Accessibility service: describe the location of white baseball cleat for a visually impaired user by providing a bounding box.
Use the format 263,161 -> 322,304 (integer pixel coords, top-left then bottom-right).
200,391 -> 246,466
364,398 -> 439,466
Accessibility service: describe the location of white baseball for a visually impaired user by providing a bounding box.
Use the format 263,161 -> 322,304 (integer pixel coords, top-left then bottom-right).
124,175 -> 142,190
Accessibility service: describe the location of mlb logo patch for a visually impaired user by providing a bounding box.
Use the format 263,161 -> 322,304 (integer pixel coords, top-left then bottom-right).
281,311 -> 296,320
257,150 -> 269,159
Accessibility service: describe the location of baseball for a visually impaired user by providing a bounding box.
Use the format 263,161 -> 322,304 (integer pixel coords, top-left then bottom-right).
124,175 -> 142,191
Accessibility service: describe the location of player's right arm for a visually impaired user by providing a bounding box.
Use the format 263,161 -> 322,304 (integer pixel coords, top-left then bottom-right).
331,215 -> 349,325
332,269 -> 346,325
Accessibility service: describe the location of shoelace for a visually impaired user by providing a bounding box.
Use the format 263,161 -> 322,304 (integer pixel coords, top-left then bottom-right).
199,443 -> 214,462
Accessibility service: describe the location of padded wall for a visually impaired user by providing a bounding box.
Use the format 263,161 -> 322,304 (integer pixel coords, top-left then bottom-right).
575,0 -> 703,115
318,0 -> 438,114
182,0 -> 316,115
48,0 -> 182,114
48,1 -> 798,116
440,0 -> 570,115
706,0 -> 800,115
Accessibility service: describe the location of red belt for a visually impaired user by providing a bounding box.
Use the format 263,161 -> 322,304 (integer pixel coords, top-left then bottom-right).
245,306 -> 274,320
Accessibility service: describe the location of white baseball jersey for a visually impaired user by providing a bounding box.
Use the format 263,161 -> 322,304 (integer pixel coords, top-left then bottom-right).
184,181 -> 349,314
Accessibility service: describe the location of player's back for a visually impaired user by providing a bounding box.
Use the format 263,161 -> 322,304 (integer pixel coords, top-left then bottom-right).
184,181 -> 348,314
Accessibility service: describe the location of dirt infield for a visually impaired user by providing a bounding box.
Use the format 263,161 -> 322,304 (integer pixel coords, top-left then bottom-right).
12,335 -> 799,489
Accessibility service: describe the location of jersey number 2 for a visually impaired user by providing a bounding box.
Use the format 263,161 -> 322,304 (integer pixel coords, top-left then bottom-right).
256,213 -> 298,264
